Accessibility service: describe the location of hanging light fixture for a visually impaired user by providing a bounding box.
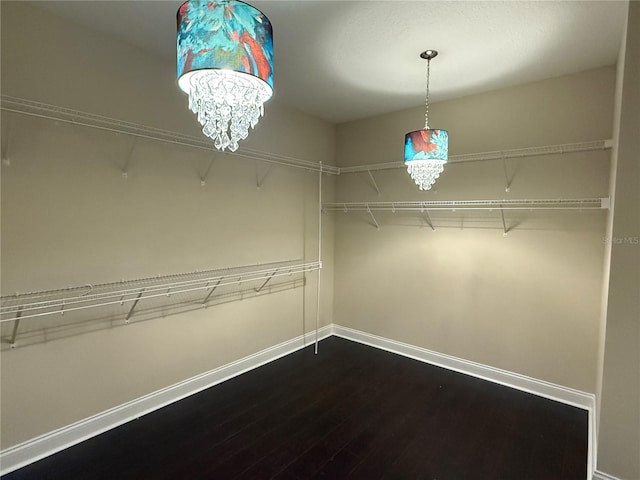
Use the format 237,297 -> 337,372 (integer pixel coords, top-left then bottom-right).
177,0 -> 273,152
404,50 -> 448,191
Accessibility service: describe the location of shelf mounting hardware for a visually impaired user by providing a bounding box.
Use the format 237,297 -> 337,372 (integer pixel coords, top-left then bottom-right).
366,204 -> 380,230
121,136 -> 137,179
125,289 -> 145,323
502,157 -> 512,192
200,155 -> 216,186
1,121 -> 10,166
255,271 -> 276,293
256,164 -> 272,190
423,209 -> 435,231
8,306 -> 22,348
202,279 -> 222,306
366,170 -> 381,195
500,205 -> 510,236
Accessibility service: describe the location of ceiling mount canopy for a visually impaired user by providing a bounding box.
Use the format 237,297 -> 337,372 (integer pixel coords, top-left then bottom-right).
404,49 -> 448,191
420,49 -> 438,60
177,0 -> 274,152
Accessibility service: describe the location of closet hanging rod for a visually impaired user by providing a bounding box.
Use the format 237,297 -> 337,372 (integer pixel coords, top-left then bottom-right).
0,96 -> 610,177
339,139 -> 613,173
0,95 -> 340,175
0,260 -> 320,322
1,262 -> 318,312
323,198 -> 609,212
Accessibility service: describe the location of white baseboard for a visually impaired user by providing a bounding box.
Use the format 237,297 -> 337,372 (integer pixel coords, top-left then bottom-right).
593,470 -> 624,480
0,325 -> 332,476
1,323 -> 600,479
332,325 -> 595,408
331,324 -> 597,480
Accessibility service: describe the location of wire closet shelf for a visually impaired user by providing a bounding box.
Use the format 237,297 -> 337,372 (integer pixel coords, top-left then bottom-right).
0,95 -> 340,175
0,260 -> 320,343
323,198 -> 609,212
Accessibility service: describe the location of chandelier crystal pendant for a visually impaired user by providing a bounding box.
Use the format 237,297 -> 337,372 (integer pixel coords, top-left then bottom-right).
177,0 -> 274,152
404,50 -> 448,191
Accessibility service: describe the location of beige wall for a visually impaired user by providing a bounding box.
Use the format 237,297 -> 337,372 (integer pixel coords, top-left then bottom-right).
2,2 -> 636,474
0,3 -> 335,448
333,67 -> 614,393
597,1 -> 640,478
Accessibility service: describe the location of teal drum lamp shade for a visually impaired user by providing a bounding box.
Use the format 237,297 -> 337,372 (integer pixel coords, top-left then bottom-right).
177,0 -> 274,152
404,128 -> 448,191
404,50 -> 448,191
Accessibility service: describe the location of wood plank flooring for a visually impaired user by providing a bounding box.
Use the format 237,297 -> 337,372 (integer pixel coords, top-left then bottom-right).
5,336 -> 588,479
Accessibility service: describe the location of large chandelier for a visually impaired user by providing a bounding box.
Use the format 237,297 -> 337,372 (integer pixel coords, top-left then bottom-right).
404,50 -> 448,191
177,0 -> 274,152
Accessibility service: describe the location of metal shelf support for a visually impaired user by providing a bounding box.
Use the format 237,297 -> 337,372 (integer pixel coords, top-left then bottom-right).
366,170 -> 381,195
256,164 -> 272,190
502,158 -> 512,192
200,156 -> 216,186
121,137 -> 137,179
423,210 -> 435,231
500,207 -> 510,236
202,279 -> 222,306
1,121 -> 10,166
8,306 -> 22,348
366,204 -> 380,230
255,271 -> 276,292
125,289 -> 144,323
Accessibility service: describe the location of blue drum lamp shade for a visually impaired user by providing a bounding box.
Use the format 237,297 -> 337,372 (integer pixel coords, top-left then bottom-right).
177,0 -> 273,152
404,50 -> 448,191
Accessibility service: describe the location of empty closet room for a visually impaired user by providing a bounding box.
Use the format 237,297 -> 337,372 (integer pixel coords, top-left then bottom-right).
1,2 -> 638,479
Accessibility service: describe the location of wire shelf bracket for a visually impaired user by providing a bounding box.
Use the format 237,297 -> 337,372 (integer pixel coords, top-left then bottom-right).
255,271 -> 276,293
202,279 -> 222,306
125,289 -> 145,323
256,164 -> 272,190
1,120 -> 10,166
500,206 -> 510,236
121,136 -> 137,179
502,157 -> 513,193
366,204 -> 380,230
7,306 -> 22,348
423,209 -> 435,231
365,170 -> 381,195
199,155 -> 216,186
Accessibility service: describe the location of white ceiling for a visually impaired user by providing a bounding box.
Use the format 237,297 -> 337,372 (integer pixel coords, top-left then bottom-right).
32,1 -> 627,124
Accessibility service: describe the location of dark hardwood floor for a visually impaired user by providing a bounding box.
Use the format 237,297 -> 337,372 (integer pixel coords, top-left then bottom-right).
5,337 -> 588,479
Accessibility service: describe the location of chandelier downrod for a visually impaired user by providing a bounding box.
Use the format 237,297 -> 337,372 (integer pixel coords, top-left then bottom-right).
420,50 -> 438,130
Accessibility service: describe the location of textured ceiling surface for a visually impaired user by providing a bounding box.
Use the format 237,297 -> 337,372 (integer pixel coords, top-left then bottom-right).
32,1 -> 627,124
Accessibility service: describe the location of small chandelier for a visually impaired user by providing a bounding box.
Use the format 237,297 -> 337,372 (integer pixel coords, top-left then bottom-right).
177,0 -> 274,152
404,50 -> 448,191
